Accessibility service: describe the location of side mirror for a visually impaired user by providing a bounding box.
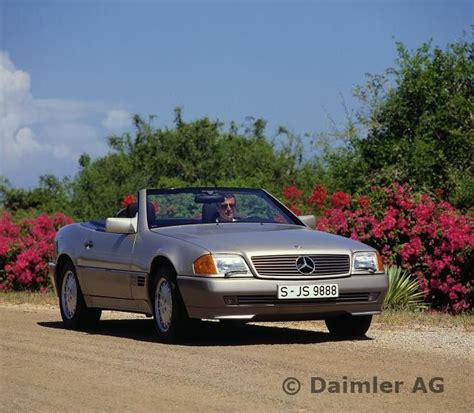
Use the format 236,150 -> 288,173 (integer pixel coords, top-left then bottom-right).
106,217 -> 137,234
298,215 -> 316,229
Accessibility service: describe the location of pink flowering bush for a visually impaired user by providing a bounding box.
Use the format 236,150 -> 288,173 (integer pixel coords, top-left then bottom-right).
122,194 -> 136,208
308,184 -> 326,208
0,212 -> 73,291
282,186 -> 304,215
283,183 -> 473,313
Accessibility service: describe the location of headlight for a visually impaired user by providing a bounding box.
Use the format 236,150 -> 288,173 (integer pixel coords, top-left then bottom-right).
193,254 -> 252,277
352,252 -> 383,273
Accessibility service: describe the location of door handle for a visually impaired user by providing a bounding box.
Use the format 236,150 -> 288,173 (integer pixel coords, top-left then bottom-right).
84,240 -> 94,249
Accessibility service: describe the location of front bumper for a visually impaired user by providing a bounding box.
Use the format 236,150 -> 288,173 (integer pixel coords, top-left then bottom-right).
177,274 -> 388,321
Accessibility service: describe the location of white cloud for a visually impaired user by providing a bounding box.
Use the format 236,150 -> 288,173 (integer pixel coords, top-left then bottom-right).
0,51 -> 128,187
0,53 -> 30,104
102,109 -> 132,133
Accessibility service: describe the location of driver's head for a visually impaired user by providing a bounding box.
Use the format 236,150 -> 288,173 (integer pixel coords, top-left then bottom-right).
217,194 -> 236,222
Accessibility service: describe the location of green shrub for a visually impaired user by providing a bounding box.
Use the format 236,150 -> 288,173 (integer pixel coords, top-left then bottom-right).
383,265 -> 428,311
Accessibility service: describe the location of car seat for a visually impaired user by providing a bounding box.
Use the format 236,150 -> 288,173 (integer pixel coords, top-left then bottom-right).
202,203 -> 219,223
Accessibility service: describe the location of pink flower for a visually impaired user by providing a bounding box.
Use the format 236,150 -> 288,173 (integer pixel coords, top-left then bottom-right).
418,276 -> 429,292
283,186 -> 303,200
381,214 -> 397,231
330,192 -> 351,209
372,224 -> 384,239
1,212 -> 73,291
308,185 -> 326,208
315,217 -> 330,231
122,194 -> 136,208
327,208 -> 349,234
413,204 -> 433,224
357,195 -> 370,209
452,301 -> 468,314
350,231 -> 359,240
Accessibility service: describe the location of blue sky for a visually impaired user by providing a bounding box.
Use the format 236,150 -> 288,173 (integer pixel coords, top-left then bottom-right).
1,0 -> 471,188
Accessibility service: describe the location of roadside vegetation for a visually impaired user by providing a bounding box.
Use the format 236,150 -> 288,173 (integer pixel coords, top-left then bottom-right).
0,290 -> 56,306
0,34 -> 472,316
383,266 -> 427,311
374,309 -> 473,331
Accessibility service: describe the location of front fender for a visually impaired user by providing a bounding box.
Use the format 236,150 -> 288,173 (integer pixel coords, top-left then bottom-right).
131,230 -> 211,276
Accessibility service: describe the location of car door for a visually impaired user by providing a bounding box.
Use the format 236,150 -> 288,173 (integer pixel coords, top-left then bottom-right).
76,227 -> 136,299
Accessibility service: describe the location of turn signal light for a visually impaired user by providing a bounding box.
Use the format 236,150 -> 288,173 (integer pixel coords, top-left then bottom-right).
376,252 -> 384,272
193,255 -> 217,276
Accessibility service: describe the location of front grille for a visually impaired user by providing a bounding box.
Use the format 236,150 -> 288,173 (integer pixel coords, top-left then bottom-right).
251,254 -> 350,278
236,292 -> 371,305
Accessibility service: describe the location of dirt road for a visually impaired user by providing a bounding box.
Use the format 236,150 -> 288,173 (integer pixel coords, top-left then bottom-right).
1,305 -> 472,412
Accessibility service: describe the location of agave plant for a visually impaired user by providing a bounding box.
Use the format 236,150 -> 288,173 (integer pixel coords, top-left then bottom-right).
383,265 -> 428,311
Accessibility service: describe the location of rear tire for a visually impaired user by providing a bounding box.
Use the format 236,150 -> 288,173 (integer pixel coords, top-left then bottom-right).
59,262 -> 101,329
325,314 -> 372,337
152,268 -> 194,343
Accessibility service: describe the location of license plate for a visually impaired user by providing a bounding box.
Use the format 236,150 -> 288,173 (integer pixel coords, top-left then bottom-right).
277,284 -> 339,299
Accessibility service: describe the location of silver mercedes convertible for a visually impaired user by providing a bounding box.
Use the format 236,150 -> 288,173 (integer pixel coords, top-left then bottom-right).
49,187 -> 388,342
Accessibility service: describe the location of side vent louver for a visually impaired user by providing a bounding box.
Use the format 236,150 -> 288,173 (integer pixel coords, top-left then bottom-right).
132,275 -> 146,287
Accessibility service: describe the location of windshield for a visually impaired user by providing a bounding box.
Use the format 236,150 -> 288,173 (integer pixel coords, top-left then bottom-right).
146,188 -> 301,228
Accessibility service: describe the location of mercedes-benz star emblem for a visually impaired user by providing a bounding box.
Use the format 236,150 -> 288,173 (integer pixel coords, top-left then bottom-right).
296,256 -> 316,274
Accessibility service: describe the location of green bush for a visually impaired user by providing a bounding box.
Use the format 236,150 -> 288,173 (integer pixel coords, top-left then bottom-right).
383,265 -> 428,311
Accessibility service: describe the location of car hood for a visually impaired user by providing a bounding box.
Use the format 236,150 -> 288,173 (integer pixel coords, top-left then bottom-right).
152,223 -> 373,255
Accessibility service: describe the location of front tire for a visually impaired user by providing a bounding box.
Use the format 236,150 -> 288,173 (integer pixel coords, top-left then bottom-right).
152,269 -> 192,343
325,314 -> 372,337
59,262 -> 101,329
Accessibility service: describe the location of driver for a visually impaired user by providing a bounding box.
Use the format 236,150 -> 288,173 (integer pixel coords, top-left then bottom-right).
217,193 -> 237,222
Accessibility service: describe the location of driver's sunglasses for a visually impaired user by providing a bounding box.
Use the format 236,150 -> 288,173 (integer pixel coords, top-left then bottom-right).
219,202 -> 236,210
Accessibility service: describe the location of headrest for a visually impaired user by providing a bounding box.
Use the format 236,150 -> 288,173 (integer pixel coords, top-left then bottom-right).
127,203 -> 138,218
202,203 -> 218,223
